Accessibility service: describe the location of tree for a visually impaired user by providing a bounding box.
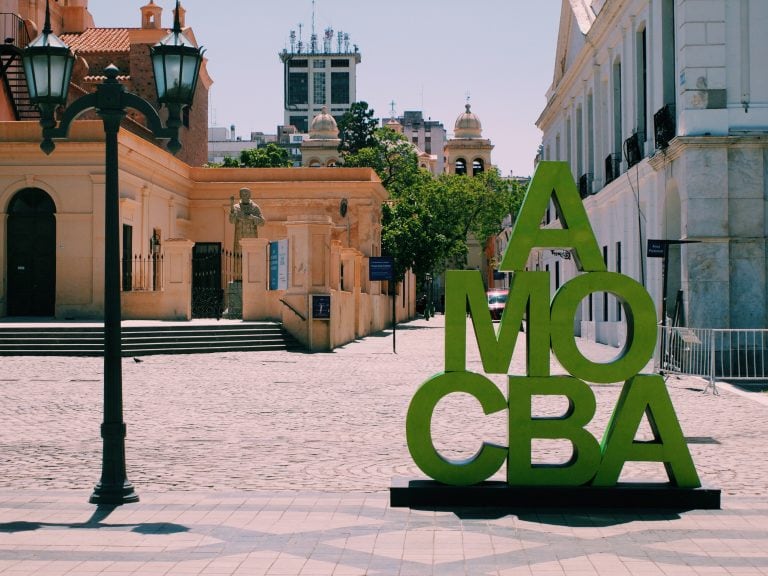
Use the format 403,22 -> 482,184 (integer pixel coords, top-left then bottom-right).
340,123 -> 526,287
239,143 -> 292,167
219,143 -> 292,168
343,127 -> 421,193
336,101 -> 378,155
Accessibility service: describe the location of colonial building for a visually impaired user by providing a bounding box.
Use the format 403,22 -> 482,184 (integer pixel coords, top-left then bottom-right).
0,1 -> 411,351
536,0 -> 768,346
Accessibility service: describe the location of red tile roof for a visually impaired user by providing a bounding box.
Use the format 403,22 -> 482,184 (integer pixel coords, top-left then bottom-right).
60,28 -> 133,54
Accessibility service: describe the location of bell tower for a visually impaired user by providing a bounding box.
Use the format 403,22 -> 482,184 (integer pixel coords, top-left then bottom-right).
444,103 -> 494,176
141,0 -> 162,30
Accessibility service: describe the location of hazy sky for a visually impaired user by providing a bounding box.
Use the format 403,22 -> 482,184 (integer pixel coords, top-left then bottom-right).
86,1 -> 562,176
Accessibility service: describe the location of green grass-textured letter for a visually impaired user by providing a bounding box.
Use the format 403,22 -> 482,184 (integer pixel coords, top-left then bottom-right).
406,371 -> 508,485
499,162 -> 605,272
594,374 -> 701,487
445,270 -> 550,375
550,272 -> 657,383
508,376 -> 601,486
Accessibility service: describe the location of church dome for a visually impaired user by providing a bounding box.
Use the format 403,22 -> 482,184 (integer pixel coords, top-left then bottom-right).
454,103 -> 483,139
385,117 -> 403,134
309,107 -> 339,140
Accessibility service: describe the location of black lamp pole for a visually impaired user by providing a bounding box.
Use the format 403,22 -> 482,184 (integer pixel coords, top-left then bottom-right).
23,0 -> 203,505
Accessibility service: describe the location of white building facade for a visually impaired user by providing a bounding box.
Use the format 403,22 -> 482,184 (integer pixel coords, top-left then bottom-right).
538,0 -> 768,346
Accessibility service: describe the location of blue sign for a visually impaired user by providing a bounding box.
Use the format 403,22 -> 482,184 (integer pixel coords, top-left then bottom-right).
269,242 -> 279,290
369,257 -> 394,281
269,239 -> 288,290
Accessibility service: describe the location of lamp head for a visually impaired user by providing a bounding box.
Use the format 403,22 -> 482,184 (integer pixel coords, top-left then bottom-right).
150,0 -> 205,107
22,0 -> 74,111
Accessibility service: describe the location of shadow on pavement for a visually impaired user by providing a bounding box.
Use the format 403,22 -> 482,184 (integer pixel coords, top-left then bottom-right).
0,505 -> 189,534
418,506 -> 683,525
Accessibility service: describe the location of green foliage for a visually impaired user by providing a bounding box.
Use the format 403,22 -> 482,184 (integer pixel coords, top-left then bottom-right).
340,120 -> 526,285
219,143 -> 292,168
337,101 -> 378,155
239,143 -> 292,168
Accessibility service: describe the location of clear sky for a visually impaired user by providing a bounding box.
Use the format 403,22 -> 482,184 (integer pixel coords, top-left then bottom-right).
86,1 -> 562,177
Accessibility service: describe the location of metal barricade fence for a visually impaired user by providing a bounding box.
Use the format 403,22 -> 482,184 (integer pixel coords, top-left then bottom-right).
660,326 -> 768,394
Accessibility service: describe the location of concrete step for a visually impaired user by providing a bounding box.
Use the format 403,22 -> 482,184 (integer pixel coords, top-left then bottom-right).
0,322 -> 304,356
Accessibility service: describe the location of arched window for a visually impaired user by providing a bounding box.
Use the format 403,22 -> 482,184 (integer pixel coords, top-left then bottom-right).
455,158 -> 467,175
472,158 -> 485,174
309,159 -> 322,167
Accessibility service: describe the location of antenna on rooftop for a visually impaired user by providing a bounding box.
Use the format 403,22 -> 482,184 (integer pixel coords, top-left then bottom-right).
289,30 -> 296,53
389,100 -> 397,118
298,23 -> 303,53
324,27 -> 333,53
310,0 -> 317,53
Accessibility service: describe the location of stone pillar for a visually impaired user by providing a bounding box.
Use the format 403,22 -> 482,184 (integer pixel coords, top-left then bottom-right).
240,237 -> 269,321
285,216 -> 333,351
162,238 -> 194,320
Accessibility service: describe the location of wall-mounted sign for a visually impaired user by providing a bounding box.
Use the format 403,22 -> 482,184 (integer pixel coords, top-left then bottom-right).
312,294 -> 331,320
269,239 -> 288,290
369,256 -> 394,281
647,239 -> 666,258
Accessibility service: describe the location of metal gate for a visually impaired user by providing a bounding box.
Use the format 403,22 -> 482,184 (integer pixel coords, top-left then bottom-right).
191,243 -> 223,319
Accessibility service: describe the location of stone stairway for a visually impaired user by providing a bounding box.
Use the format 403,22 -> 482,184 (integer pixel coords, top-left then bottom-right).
0,322 -> 304,356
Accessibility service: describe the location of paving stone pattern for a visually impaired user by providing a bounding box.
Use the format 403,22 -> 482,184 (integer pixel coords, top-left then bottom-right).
0,316 -> 767,575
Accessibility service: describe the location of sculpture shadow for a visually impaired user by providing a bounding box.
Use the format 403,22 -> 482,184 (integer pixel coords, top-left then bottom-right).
412,505 -> 683,526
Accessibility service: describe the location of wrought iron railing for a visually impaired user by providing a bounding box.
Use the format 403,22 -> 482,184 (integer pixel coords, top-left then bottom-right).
604,153 -> 620,184
121,254 -> 163,292
0,13 -> 30,49
578,173 -> 593,198
654,104 -> 676,150
222,250 -> 242,284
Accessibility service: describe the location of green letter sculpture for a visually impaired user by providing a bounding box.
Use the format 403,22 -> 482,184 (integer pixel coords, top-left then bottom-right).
405,161 -> 700,491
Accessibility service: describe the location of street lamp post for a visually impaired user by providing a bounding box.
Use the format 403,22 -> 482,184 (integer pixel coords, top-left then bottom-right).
23,0 -> 204,505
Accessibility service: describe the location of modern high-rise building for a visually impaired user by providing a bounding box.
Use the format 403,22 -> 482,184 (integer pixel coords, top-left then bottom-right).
279,26 -> 360,133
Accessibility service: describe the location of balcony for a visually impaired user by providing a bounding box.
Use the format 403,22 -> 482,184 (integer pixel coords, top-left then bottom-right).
624,132 -> 643,168
654,104 -> 676,150
578,173 -> 593,199
604,153 -> 620,184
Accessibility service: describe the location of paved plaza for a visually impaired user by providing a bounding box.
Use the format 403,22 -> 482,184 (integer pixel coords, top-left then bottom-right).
0,316 -> 767,575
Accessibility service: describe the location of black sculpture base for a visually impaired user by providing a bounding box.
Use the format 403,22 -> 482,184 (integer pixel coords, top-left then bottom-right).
390,478 -> 720,510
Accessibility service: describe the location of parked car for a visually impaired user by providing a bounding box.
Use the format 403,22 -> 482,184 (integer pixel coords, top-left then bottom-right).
487,289 -> 508,321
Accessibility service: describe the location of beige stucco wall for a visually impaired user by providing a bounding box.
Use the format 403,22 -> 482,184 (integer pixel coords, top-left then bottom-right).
0,120 -> 412,348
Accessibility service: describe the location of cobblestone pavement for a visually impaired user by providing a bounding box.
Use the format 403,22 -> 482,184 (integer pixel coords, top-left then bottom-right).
0,315 -> 767,575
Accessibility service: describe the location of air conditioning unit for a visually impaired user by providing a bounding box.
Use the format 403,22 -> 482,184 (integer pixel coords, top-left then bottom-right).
654,104 -> 676,149
624,132 -> 642,168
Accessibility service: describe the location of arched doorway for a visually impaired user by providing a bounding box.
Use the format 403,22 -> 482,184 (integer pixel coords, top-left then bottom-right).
7,188 -> 56,316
